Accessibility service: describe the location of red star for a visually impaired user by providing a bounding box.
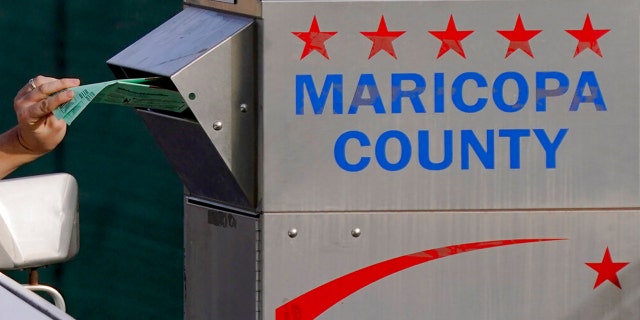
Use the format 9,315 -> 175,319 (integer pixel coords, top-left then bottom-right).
292,16 -> 337,60
360,15 -> 406,59
497,14 -> 542,58
428,15 -> 474,59
585,247 -> 629,289
565,14 -> 610,58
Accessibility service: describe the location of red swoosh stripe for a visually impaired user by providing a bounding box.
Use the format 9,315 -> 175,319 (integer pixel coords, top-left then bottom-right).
276,238 -> 564,320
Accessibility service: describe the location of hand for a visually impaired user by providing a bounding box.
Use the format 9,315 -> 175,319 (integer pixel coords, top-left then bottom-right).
13,75 -> 80,155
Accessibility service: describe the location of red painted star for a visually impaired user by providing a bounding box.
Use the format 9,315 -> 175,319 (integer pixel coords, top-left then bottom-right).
585,247 -> 629,289
428,15 -> 474,59
292,16 -> 337,60
497,14 -> 542,58
360,15 -> 406,59
565,14 -> 610,58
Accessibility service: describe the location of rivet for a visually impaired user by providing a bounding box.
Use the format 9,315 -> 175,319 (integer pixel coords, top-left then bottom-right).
240,103 -> 248,113
288,228 -> 298,238
351,228 -> 361,238
213,121 -> 223,131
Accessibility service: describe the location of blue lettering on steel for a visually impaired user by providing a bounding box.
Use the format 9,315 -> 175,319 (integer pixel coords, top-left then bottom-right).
452,72 -> 488,113
418,130 -> 452,170
333,128 -> 570,172
498,129 -> 530,169
494,72 -> 528,113
461,129 -> 494,170
296,74 -> 343,115
349,74 -> 386,114
375,130 -> 412,171
536,71 -> 569,112
296,71 -> 606,115
297,71 -> 603,172
533,128 -> 568,169
570,71 -> 607,111
434,73 -> 446,113
334,131 -> 370,172
391,73 -> 427,114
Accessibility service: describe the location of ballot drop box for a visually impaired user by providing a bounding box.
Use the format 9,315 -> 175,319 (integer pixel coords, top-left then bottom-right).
108,0 -> 640,319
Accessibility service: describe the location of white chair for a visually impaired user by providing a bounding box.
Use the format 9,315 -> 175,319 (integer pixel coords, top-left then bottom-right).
0,173 -> 80,312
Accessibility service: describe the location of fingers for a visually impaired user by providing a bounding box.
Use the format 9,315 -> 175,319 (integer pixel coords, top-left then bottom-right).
14,76 -> 80,124
9,76 -> 75,156
26,89 -> 75,124
16,76 -> 80,102
26,77 -> 80,102
16,75 -> 56,99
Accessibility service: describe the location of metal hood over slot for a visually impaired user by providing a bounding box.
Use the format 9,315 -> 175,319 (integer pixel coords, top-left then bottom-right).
107,7 -> 257,210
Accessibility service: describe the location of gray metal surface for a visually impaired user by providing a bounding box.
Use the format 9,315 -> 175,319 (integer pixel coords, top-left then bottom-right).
184,199 -> 259,320
0,273 -> 74,320
137,110 -> 252,208
185,0 -> 261,17
108,7 -> 252,78
108,6 -> 258,207
109,6 -> 262,320
170,18 -> 257,208
106,1 -> 640,319
261,0 -> 638,212
262,210 -> 640,319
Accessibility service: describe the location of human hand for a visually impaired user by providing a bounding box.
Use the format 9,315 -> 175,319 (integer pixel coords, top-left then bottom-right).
13,75 -> 80,155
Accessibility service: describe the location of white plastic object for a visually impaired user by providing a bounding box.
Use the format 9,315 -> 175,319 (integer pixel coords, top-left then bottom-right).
0,173 -> 79,270
23,285 -> 66,312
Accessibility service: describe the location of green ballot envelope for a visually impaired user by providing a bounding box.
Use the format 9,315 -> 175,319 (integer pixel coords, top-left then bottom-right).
53,77 -> 188,125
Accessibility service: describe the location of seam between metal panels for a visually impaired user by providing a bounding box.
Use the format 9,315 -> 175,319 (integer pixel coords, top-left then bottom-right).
263,207 -> 640,214
255,219 -> 262,320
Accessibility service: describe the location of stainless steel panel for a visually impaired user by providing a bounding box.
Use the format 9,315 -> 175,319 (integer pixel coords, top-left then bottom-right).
108,7 -> 253,78
184,199 -> 259,319
171,19 -> 257,208
185,0 -> 261,17
261,0 -> 639,212
262,210 -> 640,319
137,110 -> 252,208
108,7 -> 257,207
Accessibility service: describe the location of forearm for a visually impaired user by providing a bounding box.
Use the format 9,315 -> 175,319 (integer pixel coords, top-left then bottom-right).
0,126 -> 40,179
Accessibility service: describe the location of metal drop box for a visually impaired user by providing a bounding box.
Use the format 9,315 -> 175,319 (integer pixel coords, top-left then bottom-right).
108,0 -> 640,319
